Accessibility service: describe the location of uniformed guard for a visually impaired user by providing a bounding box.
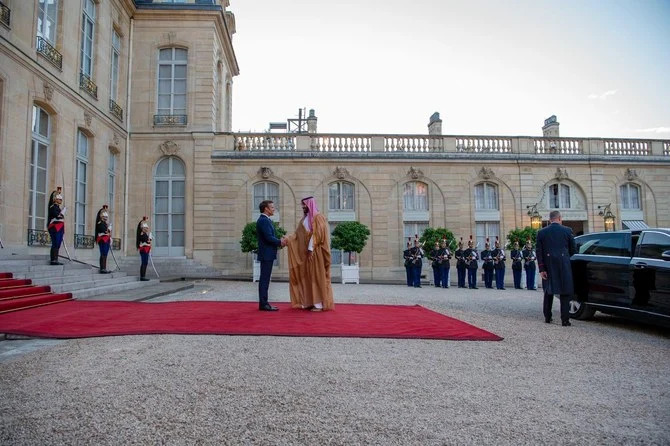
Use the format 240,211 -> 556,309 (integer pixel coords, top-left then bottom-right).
430,241 -> 441,287
522,238 -> 537,290
47,187 -> 65,265
136,217 -> 152,281
95,205 -> 112,274
403,240 -> 412,287
455,238 -> 466,288
481,238 -> 494,288
492,236 -> 506,290
410,235 -> 423,288
438,238 -> 451,289
510,241 -> 523,289
464,235 -> 479,289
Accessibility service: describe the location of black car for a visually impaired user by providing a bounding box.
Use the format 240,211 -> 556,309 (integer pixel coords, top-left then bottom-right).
570,228 -> 670,327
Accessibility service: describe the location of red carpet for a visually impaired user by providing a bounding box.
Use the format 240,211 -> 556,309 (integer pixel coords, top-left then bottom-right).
0,273 -> 73,313
0,301 -> 502,341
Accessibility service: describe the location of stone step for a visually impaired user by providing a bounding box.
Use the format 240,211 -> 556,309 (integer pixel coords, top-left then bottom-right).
72,279 -> 159,299
51,275 -> 140,294
30,271 -> 127,286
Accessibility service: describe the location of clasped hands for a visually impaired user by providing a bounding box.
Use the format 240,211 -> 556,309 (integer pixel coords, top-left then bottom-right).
280,237 -> 288,248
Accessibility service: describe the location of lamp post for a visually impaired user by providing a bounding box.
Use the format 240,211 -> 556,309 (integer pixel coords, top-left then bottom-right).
598,204 -> 616,232
526,203 -> 542,230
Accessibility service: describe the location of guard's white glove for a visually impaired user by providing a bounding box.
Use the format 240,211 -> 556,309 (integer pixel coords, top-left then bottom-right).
61,206 -> 67,216
108,225 -> 113,232
148,232 -> 153,240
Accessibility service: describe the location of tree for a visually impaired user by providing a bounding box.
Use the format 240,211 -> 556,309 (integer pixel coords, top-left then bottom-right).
331,221 -> 370,265
419,227 -> 457,259
506,226 -> 538,248
240,221 -> 287,254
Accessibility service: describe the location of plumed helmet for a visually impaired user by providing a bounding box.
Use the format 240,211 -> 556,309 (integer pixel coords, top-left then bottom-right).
485,237 -> 490,249
495,236 -> 501,248
467,235 -> 474,248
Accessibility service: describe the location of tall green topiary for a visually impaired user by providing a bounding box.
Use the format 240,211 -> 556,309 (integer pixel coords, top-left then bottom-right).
418,227 -> 458,258
240,221 -> 287,254
331,221 -> 371,265
506,226 -> 538,248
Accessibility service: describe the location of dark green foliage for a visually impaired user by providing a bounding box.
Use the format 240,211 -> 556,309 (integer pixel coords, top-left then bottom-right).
419,227 -> 458,259
240,221 -> 287,253
331,221 -> 371,264
506,226 -> 538,248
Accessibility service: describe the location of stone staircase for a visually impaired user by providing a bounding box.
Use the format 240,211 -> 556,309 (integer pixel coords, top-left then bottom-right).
114,256 -> 224,279
0,254 -> 157,300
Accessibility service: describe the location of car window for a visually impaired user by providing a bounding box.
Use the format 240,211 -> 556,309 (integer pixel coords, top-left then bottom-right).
576,233 -> 629,257
638,232 -> 670,260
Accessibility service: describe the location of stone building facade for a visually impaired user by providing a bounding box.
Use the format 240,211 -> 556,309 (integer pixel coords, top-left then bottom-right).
1,1 -> 669,283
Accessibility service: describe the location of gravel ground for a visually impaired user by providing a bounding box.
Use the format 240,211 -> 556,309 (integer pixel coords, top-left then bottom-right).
1,281 -> 669,445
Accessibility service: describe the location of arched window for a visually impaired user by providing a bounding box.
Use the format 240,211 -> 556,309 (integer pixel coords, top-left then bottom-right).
154,157 -> 185,256
157,48 -> 187,118
253,181 -> 279,219
28,105 -> 51,230
75,130 -> 89,235
620,183 -> 641,210
403,181 -> 428,211
474,182 -> 498,210
548,183 -> 571,209
329,181 -> 354,211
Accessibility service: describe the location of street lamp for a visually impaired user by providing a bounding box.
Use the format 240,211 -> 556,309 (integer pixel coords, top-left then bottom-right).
598,204 -> 616,232
526,203 -> 542,230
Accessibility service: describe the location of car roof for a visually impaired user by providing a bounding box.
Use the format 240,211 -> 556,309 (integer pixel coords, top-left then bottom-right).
576,228 -> 670,238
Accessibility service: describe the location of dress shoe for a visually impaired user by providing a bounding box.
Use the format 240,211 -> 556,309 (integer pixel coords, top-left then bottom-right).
259,304 -> 279,311
140,277 -> 150,281
50,261 -> 63,265
310,307 -> 323,312
545,318 -> 552,324
562,321 -> 572,327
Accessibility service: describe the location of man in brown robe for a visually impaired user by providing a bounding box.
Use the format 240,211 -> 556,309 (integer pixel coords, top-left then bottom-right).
285,196 -> 335,311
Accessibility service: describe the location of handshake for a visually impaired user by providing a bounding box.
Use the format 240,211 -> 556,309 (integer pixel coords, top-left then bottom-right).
280,237 -> 288,248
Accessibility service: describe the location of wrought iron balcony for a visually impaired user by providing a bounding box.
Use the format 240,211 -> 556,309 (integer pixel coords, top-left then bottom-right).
110,99 -> 123,121
79,72 -> 98,99
0,1 -> 10,28
27,229 -> 51,246
36,36 -> 63,70
154,114 -> 187,126
74,233 -> 95,249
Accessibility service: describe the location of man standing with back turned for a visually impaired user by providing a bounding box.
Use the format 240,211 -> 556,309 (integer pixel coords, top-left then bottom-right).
256,200 -> 284,311
536,210 -> 576,326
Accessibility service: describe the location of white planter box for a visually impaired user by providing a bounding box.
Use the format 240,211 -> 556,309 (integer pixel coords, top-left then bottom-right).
341,263 -> 359,284
253,260 -> 260,282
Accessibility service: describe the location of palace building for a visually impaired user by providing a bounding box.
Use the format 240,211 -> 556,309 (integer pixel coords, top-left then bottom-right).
1,0 -> 669,282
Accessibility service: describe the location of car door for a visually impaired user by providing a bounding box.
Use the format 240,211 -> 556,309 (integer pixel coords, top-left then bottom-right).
631,231 -> 670,316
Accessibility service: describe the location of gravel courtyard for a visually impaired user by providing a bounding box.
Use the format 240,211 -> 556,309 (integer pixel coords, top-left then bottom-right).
1,281 -> 669,445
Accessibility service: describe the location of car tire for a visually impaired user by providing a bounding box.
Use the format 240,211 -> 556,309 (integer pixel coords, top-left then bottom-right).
569,297 -> 596,320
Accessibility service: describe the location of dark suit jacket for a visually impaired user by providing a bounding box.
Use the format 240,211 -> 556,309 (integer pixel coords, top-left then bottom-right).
536,222 -> 576,295
256,214 -> 281,261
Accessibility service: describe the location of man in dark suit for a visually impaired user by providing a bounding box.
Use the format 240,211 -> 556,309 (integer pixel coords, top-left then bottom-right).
536,210 -> 576,326
256,200 -> 285,311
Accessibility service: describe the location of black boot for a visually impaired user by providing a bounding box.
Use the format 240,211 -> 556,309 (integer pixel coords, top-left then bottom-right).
140,264 -> 149,281
50,248 -> 63,265
100,256 -> 110,274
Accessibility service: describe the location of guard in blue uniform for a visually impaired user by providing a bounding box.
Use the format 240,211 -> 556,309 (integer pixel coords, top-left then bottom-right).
510,241 -> 523,289
481,238 -> 494,288
47,187 -> 65,265
438,239 -> 451,289
522,238 -> 537,290
136,217 -> 152,281
492,237 -> 506,290
430,241 -> 442,287
95,205 -> 112,274
464,236 -> 479,289
455,238 -> 466,288
403,240 -> 412,287
409,237 -> 424,288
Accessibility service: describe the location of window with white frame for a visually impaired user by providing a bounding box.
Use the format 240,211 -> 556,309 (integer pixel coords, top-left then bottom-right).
110,30 -> 121,102
253,182 -> 279,216
80,0 -> 96,77
329,181 -> 354,211
403,222 -> 429,242
28,105 -> 50,231
108,151 -> 116,223
329,222 -> 344,265
548,183 -> 571,209
475,182 -> 498,210
37,0 -> 59,44
403,182 -> 428,211
476,221 -> 500,250
620,183 -> 641,210
75,131 -> 89,235
157,48 -> 187,116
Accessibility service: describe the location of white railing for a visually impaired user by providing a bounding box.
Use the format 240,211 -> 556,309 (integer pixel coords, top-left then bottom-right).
456,137 -> 511,153
604,140 -> 649,156
234,134 -> 295,151
384,136 -> 443,152
664,142 -> 670,156
534,138 -> 582,154
311,135 -> 371,152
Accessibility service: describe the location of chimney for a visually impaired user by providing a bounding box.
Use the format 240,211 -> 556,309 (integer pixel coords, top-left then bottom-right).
542,115 -> 559,137
307,109 -> 318,134
428,112 -> 442,135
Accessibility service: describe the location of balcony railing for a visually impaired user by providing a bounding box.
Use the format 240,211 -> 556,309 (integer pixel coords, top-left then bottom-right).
235,134 -> 295,151
36,36 -> 63,70
79,72 -> 98,99
665,142 -> 670,156
27,229 -> 51,246
0,1 -> 10,28
154,114 -> 187,126
456,137 -> 512,153
314,135 -> 372,152
110,99 -> 123,121
534,138 -> 582,155
74,234 -> 95,249
603,140 -> 649,156
385,136 -> 443,152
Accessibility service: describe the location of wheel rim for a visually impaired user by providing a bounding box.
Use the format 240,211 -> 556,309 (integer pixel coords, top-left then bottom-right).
569,300 -> 581,314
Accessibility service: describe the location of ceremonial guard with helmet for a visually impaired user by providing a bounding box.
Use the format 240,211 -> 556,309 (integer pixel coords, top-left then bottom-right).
409,236 -> 424,288
522,238 -> 537,290
481,238 -> 494,288
403,241 -> 413,287
438,239 -> 451,288
455,238 -> 466,288
136,217 -> 152,281
510,241 -> 523,289
430,241 -> 442,287
464,236 -> 479,289
95,205 -> 112,274
47,187 -> 66,265
492,237 -> 506,290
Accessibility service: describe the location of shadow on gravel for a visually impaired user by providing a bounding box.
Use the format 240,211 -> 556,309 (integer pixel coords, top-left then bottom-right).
587,314 -> 670,338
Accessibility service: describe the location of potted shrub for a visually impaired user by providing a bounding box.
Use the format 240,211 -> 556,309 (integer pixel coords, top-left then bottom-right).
506,226 -> 539,288
419,227 -> 457,286
331,221 -> 370,284
241,221 -> 287,282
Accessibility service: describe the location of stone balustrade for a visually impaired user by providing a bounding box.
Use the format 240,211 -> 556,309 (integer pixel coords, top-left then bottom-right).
227,132 -> 670,157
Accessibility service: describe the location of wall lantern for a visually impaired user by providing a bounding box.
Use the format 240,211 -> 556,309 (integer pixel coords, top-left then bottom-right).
526,203 -> 542,230
598,203 -> 616,232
